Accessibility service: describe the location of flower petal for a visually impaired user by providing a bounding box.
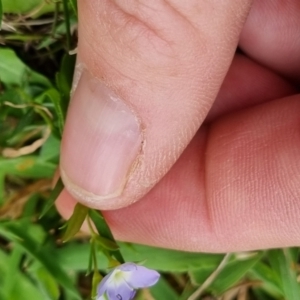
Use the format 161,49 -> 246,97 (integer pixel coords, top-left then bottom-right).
97,270 -> 114,296
106,279 -> 135,300
117,263 -> 138,272
125,265 -> 160,289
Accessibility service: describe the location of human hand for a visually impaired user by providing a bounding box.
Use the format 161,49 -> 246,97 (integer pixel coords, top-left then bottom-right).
57,0 -> 300,252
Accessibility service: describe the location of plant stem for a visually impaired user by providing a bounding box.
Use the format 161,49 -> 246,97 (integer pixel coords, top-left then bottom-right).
188,253 -> 232,300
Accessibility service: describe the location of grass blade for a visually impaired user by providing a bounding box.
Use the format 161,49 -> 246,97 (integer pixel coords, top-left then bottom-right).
0,0 -> 3,30
268,248 -> 300,300
62,203 -> 89,242
62,0 -> 71,50
0,222 -> 81,299
89,210 -> 125,263
40,177 -> 64,218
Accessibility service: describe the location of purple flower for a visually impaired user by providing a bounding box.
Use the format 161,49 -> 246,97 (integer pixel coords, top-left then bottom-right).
96,262 -> 160,300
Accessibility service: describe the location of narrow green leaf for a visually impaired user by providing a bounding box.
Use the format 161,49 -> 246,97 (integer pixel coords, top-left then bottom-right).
2,0 -> 56,15
91,270 -> 102,299
54,54 -> 76,132
120,243 -> 223,273
40,178 -> 64,218
0,156 -> 56,178
43,88 -> 64,136
268,248 -> 300,300
56,241 -> 224,273
0,222 -> 81,299
56,54 -> 76,99
35,267 -> 60,300
2,247 -> 24,297
62,0 -> 72,50
89,209 -> 125,263
0,172 -> 5,204
62,203 -> 89,242
89,210 -> 114,240
250,261 -> 282,297
95,235 -> 120,251
209,252 -> 263,294
87,240 -> 95,275
69,0 -> 77,16
0,0 -> 3,29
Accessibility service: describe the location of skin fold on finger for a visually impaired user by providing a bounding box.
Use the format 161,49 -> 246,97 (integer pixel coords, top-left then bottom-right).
60,0 -> 253,210
57,94 -> 300,252
206,53 -> 298,121
239,0 -> 300,80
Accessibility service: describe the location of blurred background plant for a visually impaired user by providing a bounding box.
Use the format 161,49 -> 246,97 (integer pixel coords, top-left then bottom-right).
0,1 -> 300,299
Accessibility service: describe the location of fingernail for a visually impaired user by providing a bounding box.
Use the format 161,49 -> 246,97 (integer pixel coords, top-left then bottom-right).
60,70 -> 142,202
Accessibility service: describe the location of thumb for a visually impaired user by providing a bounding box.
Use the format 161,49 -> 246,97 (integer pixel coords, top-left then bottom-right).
60,0 -> 252,210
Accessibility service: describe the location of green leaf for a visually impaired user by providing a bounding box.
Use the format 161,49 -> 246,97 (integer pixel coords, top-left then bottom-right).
250,261 -> 282,297
43,88 -> 64,136
0,0 -> 2,30
39,133 -> 60,162
0,48 -> 52,87
0,249 -> 46,300
89,210 -> 115,241
54,53 -> 76,130
0,222 -> 81,299
120,243 -> 223,273
94,235 -> 120,251
0,156 -> 56,178
40,178 -> 64,218
2,0 -> 55,16
89,209 -> 125,264
62,203 -> 89,242
61,0 -> 72,50
91,270 -> 102,299
34,267 -> 60,300
190,252 -> 263,294
0,172 -> 5,203
56,54 -> 76,100
1,247 -> 24,297
268,248 -> 300,300
56,241 -> 223,273
69,0 -> 77,16
210,252 -> 263,294
150,277 -> 179,300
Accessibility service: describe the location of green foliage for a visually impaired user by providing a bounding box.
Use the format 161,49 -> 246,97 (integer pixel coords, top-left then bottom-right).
62,203 -> 89,242
54,54 -> 76,136
149,277 -> 179,300
1,1 -> 300,300
268,249 -> 300,299
39,178 -> 64,218
0,221 -> 81,299
0,0 -> 2,29
69,0 -> 77,16
190,252 -> 264,295
89,210 -> 125,264
0,48 -> 51,88
2,0 -> 55,16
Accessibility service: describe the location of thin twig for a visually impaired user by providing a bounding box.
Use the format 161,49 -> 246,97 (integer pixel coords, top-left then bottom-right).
188,253 -> 232,300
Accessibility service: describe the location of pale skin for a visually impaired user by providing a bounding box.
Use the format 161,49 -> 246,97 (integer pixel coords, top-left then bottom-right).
56,0 -> 300,253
